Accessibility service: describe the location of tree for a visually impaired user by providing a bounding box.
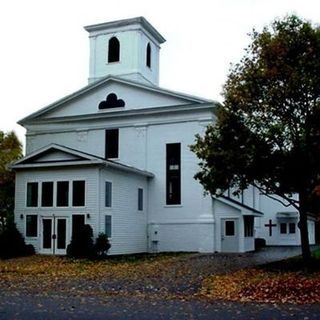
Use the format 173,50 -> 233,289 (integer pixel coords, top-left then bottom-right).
0,131 -> 22,231
191,15 -> 320,264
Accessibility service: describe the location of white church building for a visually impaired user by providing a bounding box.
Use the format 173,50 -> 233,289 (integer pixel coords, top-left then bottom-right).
11,17 -> 315,255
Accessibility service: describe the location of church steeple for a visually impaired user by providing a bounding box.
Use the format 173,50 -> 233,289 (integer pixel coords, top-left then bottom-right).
84,17 -> 166,86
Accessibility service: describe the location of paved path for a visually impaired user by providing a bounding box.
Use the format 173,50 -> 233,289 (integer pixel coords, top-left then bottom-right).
1,292 -> 320,320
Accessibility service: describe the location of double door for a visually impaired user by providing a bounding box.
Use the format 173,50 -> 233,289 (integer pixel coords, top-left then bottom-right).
41,216 -> 68,255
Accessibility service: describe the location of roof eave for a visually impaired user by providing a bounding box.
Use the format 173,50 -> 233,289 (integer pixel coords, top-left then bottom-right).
84,17 -> 166,44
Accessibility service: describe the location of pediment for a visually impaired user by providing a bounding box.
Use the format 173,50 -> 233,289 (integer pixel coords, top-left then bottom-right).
19,76 -> 212,124
11,144 -> 104,168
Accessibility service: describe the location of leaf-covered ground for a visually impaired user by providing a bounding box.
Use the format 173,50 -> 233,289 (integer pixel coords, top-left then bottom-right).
0,253 -> 319,304
200,268 -> 320,304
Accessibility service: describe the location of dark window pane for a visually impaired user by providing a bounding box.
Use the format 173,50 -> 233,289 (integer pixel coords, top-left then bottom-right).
105,215 -> 112,238
244,216 -> 254,237
57,181 -> 69,207
289,223 -> 296,234
43,219 -> 52,249
108,37 -> 120,63
57,219 -> 66,249
26,215 -> 37,237
27,182 -> 38,207
146,43 -> 151,68
72,214 -> 85,237
41,182 -> 53,207
166,143 -> 181,205
280,223 -> 287,234
225,221 -> 235,236
105,182 -> 112,207
105,129 -> 119,159
72,181 -> 85,206
138,188 -> 143,211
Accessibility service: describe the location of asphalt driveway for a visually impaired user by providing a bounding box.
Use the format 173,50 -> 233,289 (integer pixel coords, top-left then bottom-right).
0,246 -> 318,320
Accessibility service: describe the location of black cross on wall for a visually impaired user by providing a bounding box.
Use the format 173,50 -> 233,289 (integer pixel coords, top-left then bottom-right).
264,219 -> 277,236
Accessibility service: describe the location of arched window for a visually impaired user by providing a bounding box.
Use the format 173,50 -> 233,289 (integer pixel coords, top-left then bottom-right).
146,43 -> 151,68
108,37 -> 120,63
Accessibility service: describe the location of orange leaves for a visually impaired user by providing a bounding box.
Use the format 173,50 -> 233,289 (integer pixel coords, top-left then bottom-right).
200,268 -> 320,304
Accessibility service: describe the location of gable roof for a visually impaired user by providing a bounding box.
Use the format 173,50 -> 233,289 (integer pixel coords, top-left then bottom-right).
214,195 -> 263,216
19,75 -> 216,126
10,144 -> 154,178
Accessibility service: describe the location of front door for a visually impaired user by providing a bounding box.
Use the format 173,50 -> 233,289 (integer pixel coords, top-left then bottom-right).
41,216 -> 68,255
221,218 -> 239,252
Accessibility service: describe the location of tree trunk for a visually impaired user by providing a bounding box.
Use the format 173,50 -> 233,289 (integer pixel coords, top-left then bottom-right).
299,191 -> 311,264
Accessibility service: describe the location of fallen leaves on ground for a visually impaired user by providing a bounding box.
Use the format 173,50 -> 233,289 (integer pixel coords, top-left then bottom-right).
2,255 -> 320,304
200,268 -> 320,304
0,254 -> 194,299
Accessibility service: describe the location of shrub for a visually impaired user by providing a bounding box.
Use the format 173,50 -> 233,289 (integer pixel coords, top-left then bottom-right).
67,224 -> 95,259
94,233 -> 111,259
0,221 -> 35,259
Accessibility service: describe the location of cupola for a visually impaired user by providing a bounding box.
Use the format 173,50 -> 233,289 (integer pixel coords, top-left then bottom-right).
84,17 -> 166,86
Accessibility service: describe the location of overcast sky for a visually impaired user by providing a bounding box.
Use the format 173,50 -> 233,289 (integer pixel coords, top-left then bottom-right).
0,0 -> 319,146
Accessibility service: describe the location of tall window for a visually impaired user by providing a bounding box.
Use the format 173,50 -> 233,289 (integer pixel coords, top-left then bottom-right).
244,216 -> 254,237
41,182 -> 53,207
26,215 -> 37,237
146,43 -> 151,68
166,143 -> 181,205
138,188 -> 143,211
105,181 -> 112,207
105,129 -> 119,159
105,215 -> 112,238
108,37 -> 120,63
26,182 -> 38,207
57,181 -> 69,207
72,181 -> 85,207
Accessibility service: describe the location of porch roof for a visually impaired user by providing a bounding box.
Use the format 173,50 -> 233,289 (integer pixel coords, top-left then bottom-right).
276,212 -> 298,219
10,144 -> 154,178
214,195 -> 263,217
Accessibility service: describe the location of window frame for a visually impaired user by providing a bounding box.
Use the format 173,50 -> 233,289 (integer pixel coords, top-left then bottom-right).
56,181 -> 69,207
26,182 -> 39,207
280,223 -> 287,234
289,222 -> 296,234
72,180 -> 86,207
105,181 -> 112,208
105,128 -> 119,159
105,215 -> 112,238
25,214 -> 38,238
244,216 -> 254,237
41,181 -> 54,207
225,220 -> 236,236
166,143 -> 181,205
108,36 -> 120,63
138,188 -> 143,211
146,42 -> 151,68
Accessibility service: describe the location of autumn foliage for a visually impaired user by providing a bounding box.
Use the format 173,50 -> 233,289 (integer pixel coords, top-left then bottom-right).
200,268 -> 320,304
